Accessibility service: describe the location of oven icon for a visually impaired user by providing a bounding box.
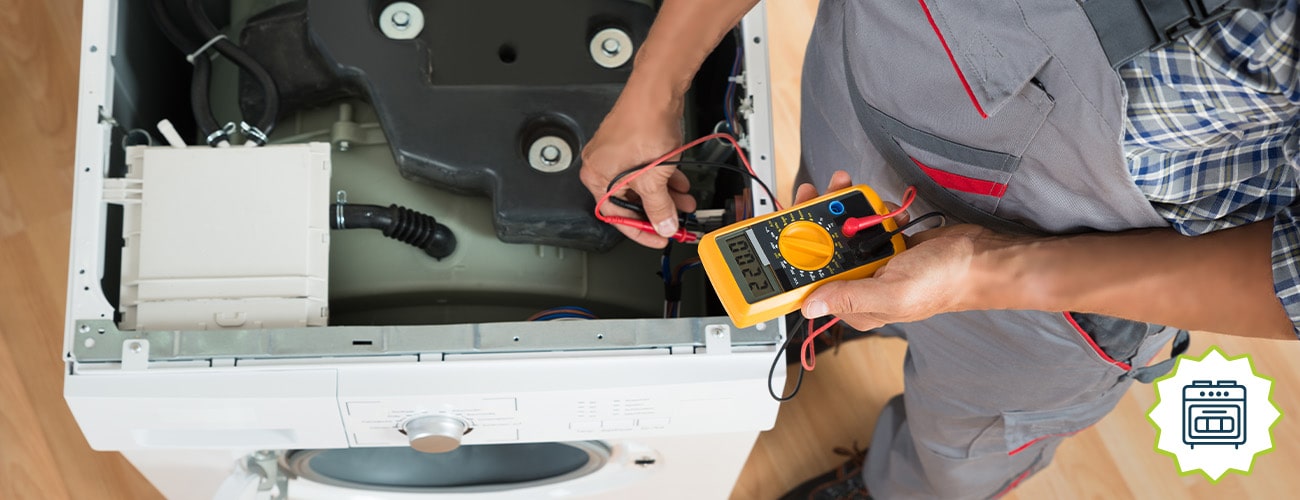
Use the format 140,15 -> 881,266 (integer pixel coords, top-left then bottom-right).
1183,380 -> 1247,449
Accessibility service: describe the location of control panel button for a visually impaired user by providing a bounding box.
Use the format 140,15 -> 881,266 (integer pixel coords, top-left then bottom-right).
638,418 -> 670,430
404,415 -> 468,454
778,221 -> 835,271
602,419 -> 634,431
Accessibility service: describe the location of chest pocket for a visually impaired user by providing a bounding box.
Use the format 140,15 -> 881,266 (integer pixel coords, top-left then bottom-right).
841,0 -> 1058,235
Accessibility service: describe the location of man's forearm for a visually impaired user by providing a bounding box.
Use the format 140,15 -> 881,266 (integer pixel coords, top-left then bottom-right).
971,221 -> 1295,340
627,0 -> 760,99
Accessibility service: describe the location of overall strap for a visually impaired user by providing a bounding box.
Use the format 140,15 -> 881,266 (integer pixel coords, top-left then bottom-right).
1084,0 -> 1285,68
1132,329 -> 1192,383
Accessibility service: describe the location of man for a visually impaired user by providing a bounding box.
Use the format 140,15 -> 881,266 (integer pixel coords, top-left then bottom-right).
580,0 -> 1299,498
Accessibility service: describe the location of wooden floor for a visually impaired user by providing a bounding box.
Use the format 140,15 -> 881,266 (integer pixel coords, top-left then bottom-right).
0,0 -> 1296,499
733,1 -> 1300,499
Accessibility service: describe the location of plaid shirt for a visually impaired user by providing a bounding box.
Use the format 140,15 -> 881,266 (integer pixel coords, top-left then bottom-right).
1121,0 -> 1300,336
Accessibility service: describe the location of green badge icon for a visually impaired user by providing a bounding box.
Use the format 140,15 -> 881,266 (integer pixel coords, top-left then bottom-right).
1146,346 -> 1282,481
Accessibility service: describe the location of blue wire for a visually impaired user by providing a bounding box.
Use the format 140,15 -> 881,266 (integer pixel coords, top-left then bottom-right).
674,261 -> 704,284
544,305 -> 595,316
529,306 -> 597,321
535,313 -> 593,322
724,43 -> 742,134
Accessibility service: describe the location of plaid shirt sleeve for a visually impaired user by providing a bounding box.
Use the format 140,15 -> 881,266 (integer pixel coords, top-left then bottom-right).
1121,0 -> 1300,337
1272,207 -> 1300,335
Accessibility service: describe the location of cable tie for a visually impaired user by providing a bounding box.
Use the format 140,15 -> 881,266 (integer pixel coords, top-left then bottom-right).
186,34 -> 228,64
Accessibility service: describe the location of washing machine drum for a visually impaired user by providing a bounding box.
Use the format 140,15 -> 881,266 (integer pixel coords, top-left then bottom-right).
285,442 -> 609,493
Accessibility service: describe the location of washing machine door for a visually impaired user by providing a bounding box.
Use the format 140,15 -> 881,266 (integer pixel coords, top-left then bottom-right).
286,441 -> 609,494
215,441 -> 661,499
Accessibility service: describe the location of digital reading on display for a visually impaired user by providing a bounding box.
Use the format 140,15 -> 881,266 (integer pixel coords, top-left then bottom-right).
724,232 -> 780,302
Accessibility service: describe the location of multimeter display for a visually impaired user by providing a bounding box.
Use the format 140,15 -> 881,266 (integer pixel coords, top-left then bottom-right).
722,233 -> 780,301
699,185 -> 905,328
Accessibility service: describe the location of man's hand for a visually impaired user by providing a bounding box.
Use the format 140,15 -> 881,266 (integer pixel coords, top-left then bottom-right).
793,172 -> 1295,340
579,80 -> 697,249
578,0 -> 760,248
801,224 -> 989,331
793,171 -> 987,330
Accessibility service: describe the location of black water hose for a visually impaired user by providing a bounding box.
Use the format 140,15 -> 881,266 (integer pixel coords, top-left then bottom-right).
184,0 -> 280,140
149,0 -> 226,144
331,204 -> 458,260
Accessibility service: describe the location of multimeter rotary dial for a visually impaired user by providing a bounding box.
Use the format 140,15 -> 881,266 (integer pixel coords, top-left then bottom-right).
777,221 -> 835,271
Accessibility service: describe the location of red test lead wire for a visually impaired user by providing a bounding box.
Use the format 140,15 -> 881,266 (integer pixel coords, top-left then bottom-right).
800,316 -> 842,371
593,132 -> 776,242
840,186 -> 917,238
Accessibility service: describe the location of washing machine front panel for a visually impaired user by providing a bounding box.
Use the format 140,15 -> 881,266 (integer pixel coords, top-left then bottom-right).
335,351 -> 781,449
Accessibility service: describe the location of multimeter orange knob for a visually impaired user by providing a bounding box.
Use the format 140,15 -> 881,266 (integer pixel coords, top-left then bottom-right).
777,222 -> 836,270
699,185 -> 906,328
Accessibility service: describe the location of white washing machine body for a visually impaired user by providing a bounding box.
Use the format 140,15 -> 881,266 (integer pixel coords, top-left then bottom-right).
68,347 -> 783,499
64,0 -> 784,498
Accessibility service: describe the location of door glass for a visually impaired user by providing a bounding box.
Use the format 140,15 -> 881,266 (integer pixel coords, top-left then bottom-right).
287,442 -> 607,492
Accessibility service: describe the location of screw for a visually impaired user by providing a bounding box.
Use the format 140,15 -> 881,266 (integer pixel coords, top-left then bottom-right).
540,145 -> 561,165
601,38 -> 621,56
338,140 -> 351,152
129,342 -> 143,353
391,10 -> 411,29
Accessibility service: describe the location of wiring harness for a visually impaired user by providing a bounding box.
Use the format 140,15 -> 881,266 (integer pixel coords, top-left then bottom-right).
595,132 -> 779,244
527,307 -> 599,321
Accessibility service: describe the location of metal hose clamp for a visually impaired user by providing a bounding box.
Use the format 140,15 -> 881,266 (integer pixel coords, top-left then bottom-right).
205,122 -> 237,146
240,121 -> 269,146
335,191 -> 347,229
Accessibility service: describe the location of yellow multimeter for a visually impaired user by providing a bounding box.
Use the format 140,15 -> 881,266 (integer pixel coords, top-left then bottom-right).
699,185 -> 906,328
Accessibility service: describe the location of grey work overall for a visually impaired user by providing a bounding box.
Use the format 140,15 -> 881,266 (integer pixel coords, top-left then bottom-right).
797,0 -> 1190,497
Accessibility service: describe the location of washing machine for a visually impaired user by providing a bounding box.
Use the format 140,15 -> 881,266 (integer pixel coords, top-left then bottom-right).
64,0 -> 783,498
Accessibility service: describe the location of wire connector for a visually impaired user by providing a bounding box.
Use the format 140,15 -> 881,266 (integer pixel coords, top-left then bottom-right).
841,186 -> 917,237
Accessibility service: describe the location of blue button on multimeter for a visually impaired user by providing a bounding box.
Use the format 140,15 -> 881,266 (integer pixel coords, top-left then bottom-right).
828,200 -> 845,215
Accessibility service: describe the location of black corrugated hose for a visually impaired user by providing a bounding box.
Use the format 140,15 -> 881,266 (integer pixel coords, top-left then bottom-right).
331,204 -> 458,260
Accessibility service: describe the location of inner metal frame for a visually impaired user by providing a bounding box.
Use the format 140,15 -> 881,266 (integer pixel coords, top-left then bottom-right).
71,318 -> 779,363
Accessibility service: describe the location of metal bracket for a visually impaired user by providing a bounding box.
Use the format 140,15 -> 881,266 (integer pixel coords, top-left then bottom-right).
121,339 -> 149,370
246,450 -> 288,500
71,318 -> 777,364
704,324 -> 731,355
